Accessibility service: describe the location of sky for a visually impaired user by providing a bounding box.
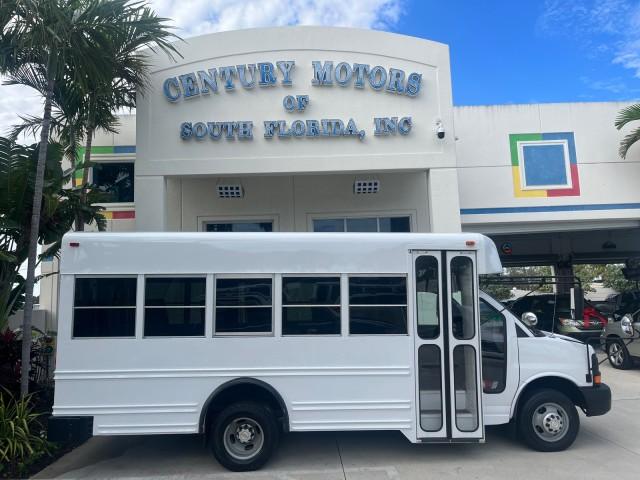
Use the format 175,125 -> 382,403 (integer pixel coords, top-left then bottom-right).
2,0 -> 640,134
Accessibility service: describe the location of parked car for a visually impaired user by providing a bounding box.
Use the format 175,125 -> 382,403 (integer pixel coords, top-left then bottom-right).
601,307 -> 640,369
589,299 -> 617,317
604,291 -> 640,319
507,294 -> 608,343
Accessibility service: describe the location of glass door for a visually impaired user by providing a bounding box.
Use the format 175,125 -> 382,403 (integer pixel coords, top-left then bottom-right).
413,251 -> 484,441
445,251 -> 483,440
413,252 -> 446,439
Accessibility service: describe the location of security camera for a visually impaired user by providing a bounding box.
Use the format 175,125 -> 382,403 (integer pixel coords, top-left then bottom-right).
435,120 -> 445,139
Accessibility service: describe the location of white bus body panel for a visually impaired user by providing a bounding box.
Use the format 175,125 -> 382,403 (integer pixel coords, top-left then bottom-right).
58,232 -> 502,276
54,232 -> 592,441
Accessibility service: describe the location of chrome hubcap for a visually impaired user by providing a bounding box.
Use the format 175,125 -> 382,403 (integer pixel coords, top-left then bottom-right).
532,402 -> 569,442
609,343 -> 624,366
223,417 -> 264,461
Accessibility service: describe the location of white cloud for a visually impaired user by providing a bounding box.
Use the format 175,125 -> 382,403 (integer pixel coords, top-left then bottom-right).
1,0 -> 404,136
0,83 -> 43,140
538,0 -> 640,78
150,0 -> 403,37
579,75 -> 640,94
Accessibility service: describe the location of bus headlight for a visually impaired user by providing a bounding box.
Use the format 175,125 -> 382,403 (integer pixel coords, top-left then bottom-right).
621,315 -> 633,335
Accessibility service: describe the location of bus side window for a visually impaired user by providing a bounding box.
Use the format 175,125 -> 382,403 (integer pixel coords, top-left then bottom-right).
215,278 -> 273,334
479,299 -> 507,393
282,276 -> 341,335
144,277 -> 206,337
73,277 -> 137,338
348,276 -> 407,335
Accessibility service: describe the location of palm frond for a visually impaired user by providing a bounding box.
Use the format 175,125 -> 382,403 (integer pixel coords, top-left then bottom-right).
615,103 -> 640,130
618,125 -> 640,159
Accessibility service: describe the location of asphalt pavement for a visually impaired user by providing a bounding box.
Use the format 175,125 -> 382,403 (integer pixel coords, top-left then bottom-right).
34,360 -> 640,479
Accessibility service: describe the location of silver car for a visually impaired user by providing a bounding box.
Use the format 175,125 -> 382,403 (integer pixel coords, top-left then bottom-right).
601,308 -> 640,369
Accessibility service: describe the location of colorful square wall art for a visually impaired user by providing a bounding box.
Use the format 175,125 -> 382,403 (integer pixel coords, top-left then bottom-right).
509,132 -> 580,197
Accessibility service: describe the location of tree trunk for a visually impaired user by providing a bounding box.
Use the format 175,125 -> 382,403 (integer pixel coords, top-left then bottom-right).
20,77 -> 55,397
68,124 -> 82,232
76,126 -> 94,232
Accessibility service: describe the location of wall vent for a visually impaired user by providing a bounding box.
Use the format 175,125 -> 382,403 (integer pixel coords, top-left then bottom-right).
217,184 -> 243,198
354,180 -> 380,194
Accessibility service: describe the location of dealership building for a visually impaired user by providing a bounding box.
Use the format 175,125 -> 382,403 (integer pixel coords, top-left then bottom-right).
36,26 -> 640,331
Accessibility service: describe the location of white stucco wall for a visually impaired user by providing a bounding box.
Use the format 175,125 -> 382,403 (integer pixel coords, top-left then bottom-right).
166,172 -> 430,233
455,102 -> 640,232
136,26 -> 455,177
134,26 -> 460,231
92,114 -> 136,147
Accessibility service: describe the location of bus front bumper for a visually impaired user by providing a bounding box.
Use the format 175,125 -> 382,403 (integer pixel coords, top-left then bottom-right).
48,416 -> 93,443
580,384 -> 611,417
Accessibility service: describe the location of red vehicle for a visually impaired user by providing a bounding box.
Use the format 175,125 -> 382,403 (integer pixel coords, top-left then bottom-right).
508,294 -> 607,343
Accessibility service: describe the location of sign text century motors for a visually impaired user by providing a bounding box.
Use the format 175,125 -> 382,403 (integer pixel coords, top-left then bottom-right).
163,60 -> 422,141
162,61 -> 422,101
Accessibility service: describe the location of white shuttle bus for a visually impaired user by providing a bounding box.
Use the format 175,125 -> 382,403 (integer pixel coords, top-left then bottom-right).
49,232 -> 611,471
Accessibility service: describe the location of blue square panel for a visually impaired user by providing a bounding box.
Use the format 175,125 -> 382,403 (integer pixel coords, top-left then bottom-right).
522,144 -> 567,187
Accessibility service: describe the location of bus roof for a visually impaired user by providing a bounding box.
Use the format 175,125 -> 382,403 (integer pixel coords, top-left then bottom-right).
59,232 -> 502,275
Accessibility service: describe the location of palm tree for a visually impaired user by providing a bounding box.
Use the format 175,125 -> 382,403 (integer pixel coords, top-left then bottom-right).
76,6 -> 180,229
0,0 -> 178,396
0,137 -> 106,331
615,104 -> 640,158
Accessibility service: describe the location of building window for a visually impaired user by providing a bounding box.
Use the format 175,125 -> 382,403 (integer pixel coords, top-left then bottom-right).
205,221 -> 273,232
73,277 -> 136,338
282,277 -> 341,335
215,278 -> 273,334
144,277 -> 206,337
92,162 -> 134,203
349,276 -> 407,334
313,216 -> 410,233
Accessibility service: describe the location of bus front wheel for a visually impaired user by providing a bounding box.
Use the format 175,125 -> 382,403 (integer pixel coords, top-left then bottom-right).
210,401 -> 279,471
517,389 -> 579,452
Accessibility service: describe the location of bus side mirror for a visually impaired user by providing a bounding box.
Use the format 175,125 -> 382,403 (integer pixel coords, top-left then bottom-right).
571,286 -> 584,321
522,312 -> 538,327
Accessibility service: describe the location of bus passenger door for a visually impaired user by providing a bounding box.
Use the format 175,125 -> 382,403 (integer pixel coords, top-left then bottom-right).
413,252 -> 447,439
413,251 -> 484,441
445,251 -> 483,440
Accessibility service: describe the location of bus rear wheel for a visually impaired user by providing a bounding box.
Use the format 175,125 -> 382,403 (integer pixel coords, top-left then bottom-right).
517,389 -> 579,452
210,401 -> 279,472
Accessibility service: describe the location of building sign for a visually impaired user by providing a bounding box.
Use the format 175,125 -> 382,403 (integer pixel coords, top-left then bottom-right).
162,60 -> 422,142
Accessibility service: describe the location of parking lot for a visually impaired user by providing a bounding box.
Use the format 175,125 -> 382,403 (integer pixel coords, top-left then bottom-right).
36,360 -> 640,480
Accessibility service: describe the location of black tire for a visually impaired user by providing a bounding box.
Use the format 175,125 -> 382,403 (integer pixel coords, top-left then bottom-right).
517,389 -> 579,452
210,401 -> 279,472
607,339 -> 632,369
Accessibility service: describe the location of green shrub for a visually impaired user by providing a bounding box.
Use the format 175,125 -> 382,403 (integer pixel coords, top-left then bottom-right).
0,390 -> 51,477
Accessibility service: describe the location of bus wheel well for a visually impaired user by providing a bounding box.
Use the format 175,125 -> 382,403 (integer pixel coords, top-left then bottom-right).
201,378 -> 289,435
514,377 -> 586,415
